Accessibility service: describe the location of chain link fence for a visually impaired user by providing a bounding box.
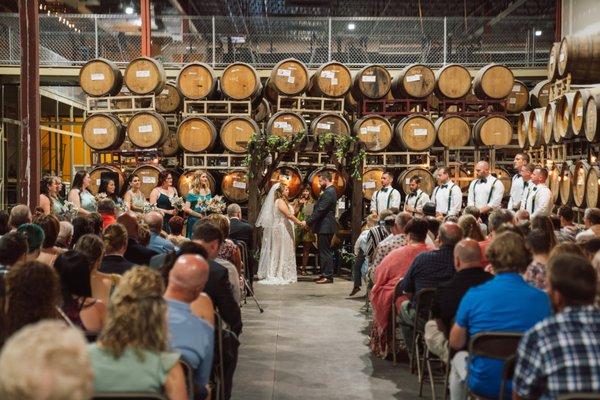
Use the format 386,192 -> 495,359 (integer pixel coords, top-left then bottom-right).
0,13 -> 554,68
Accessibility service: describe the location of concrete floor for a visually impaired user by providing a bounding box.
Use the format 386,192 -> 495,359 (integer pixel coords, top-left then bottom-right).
232,277 -> 440,400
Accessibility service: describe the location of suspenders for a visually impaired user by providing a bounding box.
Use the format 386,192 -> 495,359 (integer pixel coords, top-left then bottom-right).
375,188 -> 396,213
433,183 -> 456,214
472,178 -> 497,206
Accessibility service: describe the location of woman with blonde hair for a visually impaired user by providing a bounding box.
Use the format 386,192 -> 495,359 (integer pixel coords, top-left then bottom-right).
183,171 -> 212,238
87,267 -> 187,399
458,214 -> 486,241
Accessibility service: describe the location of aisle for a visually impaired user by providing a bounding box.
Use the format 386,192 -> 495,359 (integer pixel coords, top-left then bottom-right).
232,279 -> 431,400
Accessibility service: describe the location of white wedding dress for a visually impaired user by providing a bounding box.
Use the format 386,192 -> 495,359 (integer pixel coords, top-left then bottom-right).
256,183 -> 298,285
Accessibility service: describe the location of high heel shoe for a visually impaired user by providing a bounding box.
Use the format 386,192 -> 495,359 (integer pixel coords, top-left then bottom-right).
300,267 -> 308,276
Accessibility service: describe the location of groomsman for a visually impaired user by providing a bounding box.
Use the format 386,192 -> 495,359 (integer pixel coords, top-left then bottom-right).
370,171 -> 401,215
507,153 -> 530,211
432,166 -> 463,218
514,164 -> 534,212
467,161 -> 504,223
522,166 -> 552,217
403,175 -> 430,216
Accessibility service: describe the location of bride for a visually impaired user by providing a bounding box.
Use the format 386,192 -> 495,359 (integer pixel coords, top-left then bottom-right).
256,182 -> 304,284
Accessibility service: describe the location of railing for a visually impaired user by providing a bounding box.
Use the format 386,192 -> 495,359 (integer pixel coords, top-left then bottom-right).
0,13 -> 554,68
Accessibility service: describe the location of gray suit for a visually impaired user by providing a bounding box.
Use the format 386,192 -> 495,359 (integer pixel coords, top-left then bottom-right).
306,185 -> 337,278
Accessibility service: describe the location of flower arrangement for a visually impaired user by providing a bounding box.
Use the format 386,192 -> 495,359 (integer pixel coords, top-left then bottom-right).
61,201 -> 79,221
142,202 -> 156,214
169,196 -> 185,211
96,192 -> 108,201
205,195 -> 226,214
115,199 -> 128,214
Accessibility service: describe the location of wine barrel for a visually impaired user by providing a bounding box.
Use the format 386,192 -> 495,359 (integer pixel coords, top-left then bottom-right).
472,64 -> 515,100
221,170 -> 249,203
572,88 -> 600,138
177,116 -> 218,153
89,165 -> 126,196
559,163 -> 574,206
394,115 -> 436,151
543,102 -> 556,144
124,57 -> 166,95
162,128 -> 180,157
127,111 -> 169,149
177,170 -> 217,198
252,99 -> 271,123
552,101 -> 563,144
266,111 -> 307,139
398,167 -> 435,196
131,164 -> 165,199
269,166 -> 303,199
82,113 -> 126,151
434,64 -> 471,99
555,92 -> 576,140
548,163 -> 561,205
362,168 -> 384,200
547,42 -> 561,80
344,90 -> 358,113
435,166 -> 471,192
310,113 -> 351,139
269,58 -> 310,96
558,35 -> 600,84
308,61 -> 352,98
79,58 -> 122,97
176,62 -> 216,100
308,167 -> 346,198
585,92 -> 600,142
528,108 -> 546,147
220,116 -> 259,154
504,80 -> 529,113
221,63 -> 262,101
517,111 -> 531,148
262,83 -> 279,104
353,115 -> 393,152
472,116 -> 513,146
391,64 -> 435,99
573,161 -> 591,208
530,80 -> 552,108
155,82 -> 183,114
435,116 -> 471,148
352,65 -> 392,100
586,165 -> 600,208
491,166 -> 512,196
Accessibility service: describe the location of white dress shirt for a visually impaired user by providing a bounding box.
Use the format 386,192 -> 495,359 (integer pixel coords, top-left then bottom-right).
432,180 -> 462,216
523,183 -> 552,217
403,189 -> 430,215
370,186 -> 401,214
507,174 -> 526,210
467,176 -> 504,209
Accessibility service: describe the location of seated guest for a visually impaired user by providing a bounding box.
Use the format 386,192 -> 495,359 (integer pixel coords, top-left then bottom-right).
54,251 -> 106,332
16,223 -> 44,261
227,203 -> 253,250
549,242 -> 585,259
97,198 -> 117,229
463,206 -> 488,236
524,229 -> 552,289
426,216 -> 441,243
70,216 -> 94,249
74,234 -> 119,306
369,218 -> 432,359
8,204 -> 31,232
167,216 -> 188,248
592,252 -> 600,307
582,237 -> 600,261
448,232 -> 551,400
33,214 -> 62,267
364,209 -> 395,266
88,212 -> 104,236
0,210 -> 9,235
164,254 -> 214,399
424,239 -> 492,361
557,205 -> 581,241
206,213 -> 243,274
0,320 -> 93,400
88,267 -> 187,399
0,232 -> 28,270
138,222 -> 152,246
531,215 -> 558,250
514,209 -> 530,224
576,207 -> 600,242
117,212 -> 158,265
350,214 -> 378,297
366,213 -> 411,285
56,220 -> 73,248
479,209 -> 514,267
457,214 -> 485,241
145,211 -> 176,254
100,223 -> 134,275
513,253 -> 600,398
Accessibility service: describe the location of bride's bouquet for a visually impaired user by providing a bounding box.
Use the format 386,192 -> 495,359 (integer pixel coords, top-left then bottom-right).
169,196 -> 185,212
205,195 -> 226,214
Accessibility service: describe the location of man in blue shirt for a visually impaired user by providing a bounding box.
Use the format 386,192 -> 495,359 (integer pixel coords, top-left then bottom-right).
145,211 -> 176,254
165,254 -> 214,399
449,231 -> 551,400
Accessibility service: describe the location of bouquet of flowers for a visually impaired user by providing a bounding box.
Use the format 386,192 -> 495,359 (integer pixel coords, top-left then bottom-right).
205,195 -> 227,214
61,201 -> 79,221
115,199 -> 129,214
142,202 -> 156,214
169,196 -> 185,212
96,192 -> 107,201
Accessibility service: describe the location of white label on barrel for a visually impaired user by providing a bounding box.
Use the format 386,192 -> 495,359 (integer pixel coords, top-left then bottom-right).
317,123 -> 332,130
512,84 -> 520,92
559,53 -> 565,62
509,98 -> 517,104
413,128 -> 428,136
235,126 -> 245,131
142,176 -> 157,184
136,70 -> 151,78
91,73 -> 105,81
366,125 -> 381,132
494,132 -> 501,135
162,89 -> 169,95
321,71 -> 335,79
93,128 -> 108,135
232,181 -> 247,189
541,90 -> 548,94
405,178 -> 411,184
360,128 -> 368,134
277,69 -> 291,77
331,78 -> 338,85
287,76 -> 295,84
363,181 -> 376,189
362,75 -> 377,83
274,122 -> 288,129
138,125 -> 153,133
283,124 -> 293,132
577,106 -> 583,116
406,74 -> 421,82
96,179 -> 101,186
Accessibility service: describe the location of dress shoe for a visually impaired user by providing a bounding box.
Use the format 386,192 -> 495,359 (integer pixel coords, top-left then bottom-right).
348,286 -> 361,296
315,277 -> 333,284
312,275 -> 324,282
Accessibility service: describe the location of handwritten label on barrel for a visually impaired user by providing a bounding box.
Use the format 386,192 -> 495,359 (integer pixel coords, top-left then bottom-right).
91,73 -> 105,81
232,181 -> 247,189
321,71 -> 335,79
362,75 -> 377,83
96,179 -> 101,186
366,125 -> 381,132
405,178 -> 411,185
331,78 -> 338,85
93,128 -> 108,135
363,181 -> 376,189
406,74 -> 422,82
277,69 -> 292,77
413,128 -> 428,136
136,70 -> 151,78
317,123 -> 332,130
577,106 -> 584,117
360,128 -> 368,134
287,76 -> 295,84
142,176 -> 157,184
138,125 -> 153,133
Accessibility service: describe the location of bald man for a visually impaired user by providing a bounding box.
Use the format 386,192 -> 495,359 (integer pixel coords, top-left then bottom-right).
117,212 -> 158,265
145,211 -> 176,254
165,254 -> 214,399
424,239 -> 493,360
467,161 -> 505,223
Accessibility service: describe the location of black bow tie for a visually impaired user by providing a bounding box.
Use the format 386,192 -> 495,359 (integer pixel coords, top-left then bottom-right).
479,178 -> 487,184
524,182 -> 529,187
440,184 -> 448,189
408,191 -> 417,197
533,187 -> 537,191
381,187 -> 389,193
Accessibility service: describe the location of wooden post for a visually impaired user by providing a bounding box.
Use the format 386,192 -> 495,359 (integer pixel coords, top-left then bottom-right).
140,0 -> 151,57
18,0 -> 40,210
351,142 -> 366,245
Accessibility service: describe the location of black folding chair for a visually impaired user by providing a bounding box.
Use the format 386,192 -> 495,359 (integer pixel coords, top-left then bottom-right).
179,359 -> 195,400
211,312 -> 226,400
236,241 -> 263,313
92,393 -> 167,400
409,288 -> 437,384
422,321 -> 451,400
390,278 -> 405,365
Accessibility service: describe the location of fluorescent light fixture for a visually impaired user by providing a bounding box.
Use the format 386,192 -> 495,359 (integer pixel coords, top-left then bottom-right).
125,6 -> 134,15
535,30 -> 542,36
348,23 -> 356,30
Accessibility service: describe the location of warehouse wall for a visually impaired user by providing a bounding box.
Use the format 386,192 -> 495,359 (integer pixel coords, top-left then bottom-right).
562,0 -> 600,36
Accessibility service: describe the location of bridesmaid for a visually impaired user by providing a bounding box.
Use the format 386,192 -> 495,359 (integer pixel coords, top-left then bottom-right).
39,175 -> 62,216
149,170 -> 178,232
183,171 -> 213,238
53,176 -> 67,213
123,174 -> 146,214
68,170 -> 97,215
98,178 -> 120,203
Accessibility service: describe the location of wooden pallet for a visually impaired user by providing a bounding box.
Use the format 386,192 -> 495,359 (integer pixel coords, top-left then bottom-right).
92,147 -> 163,165
364,151 -> 430,168
526,146 -> 546,167
360,98 -> 429,117
437,98 -> 507,117
183,153 -> 247,169
549,74 -> 572,102
277,96 -> 344,114
87,95 -> 156,114
183,100 -> 252,117
279,151 -> 336,167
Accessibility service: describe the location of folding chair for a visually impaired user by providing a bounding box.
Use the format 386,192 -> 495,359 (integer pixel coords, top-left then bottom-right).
211,312 -> 226,400
236,241 -> 263,313
467,332 -> 524,400
92,393 -> 167,400
390,278 -> 405,365
422,325 -> 451,400
179,360 -> 195,400
409,288 -> 437,384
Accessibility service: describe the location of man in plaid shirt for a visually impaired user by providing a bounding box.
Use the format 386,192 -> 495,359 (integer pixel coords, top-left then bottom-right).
513,253 -> 600,399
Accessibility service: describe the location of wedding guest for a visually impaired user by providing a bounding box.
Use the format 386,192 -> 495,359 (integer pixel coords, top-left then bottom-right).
592,252 -> 600,307
0,232 -> 27,270
457,214 -> 485,241
350,214 -> 379,297
100,223 -> 134,275
56,220 -> 73,248
365,209 -> 395,265
138,222 -> 151,246
371,212 -> 412,270
123,174 -> 146,214
117,212 -> 158,265
73,234 -> 119,306
33,214 -> 61,267
70,216 -> 94,249
531,215 -> 557,251
557,205 -> 581,241
581,238 -> 600,261
206,213 -> 242,273
68,170 -> 97,215
167,216 -> 188,247
0,210 -> 9,235
97,198 -> 117,229
227,203 -> 254,282
150,170 -> 178,233
16,223 -> 44,261
89,212 -> 104,236
463,206 -> 488,236
39,174 -> 62,216
576,207 -> 600,242
549,242 -> 586,259
478,209 -> 514,267
8,204 -> 31,232
292,186 -> 316,275
524,229 -> 551,289
515,209 -> 530,224
144,211 -> 176,254
183,171 -> 212,239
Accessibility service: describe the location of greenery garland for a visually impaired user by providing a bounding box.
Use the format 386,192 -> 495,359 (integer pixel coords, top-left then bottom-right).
317,132 -> 366,180
244,130 -> 306,179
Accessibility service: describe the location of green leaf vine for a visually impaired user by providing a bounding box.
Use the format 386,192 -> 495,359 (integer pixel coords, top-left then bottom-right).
244,130 -> 306,179
317,132 -> 366,180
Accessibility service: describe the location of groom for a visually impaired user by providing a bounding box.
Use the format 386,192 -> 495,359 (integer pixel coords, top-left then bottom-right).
306,171 -> 337,284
